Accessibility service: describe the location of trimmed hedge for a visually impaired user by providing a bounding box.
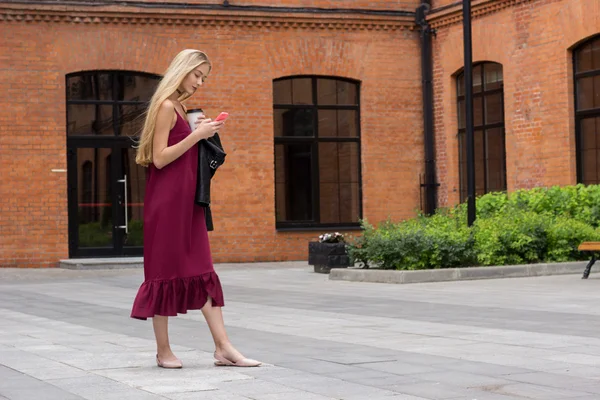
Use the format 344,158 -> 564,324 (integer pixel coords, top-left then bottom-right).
348,184 -> 600,270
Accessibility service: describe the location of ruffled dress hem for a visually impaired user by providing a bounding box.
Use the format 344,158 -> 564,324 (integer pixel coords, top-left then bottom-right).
130,271 -> 225,320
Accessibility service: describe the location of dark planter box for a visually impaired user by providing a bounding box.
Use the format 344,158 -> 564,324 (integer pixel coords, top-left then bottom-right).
308,241 -> 350,274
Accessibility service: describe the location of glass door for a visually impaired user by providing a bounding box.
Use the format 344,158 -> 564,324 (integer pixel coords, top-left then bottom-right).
67,140 -> 145,257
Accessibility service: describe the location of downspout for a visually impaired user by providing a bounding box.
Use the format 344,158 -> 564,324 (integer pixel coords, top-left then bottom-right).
416,0 -> 438,214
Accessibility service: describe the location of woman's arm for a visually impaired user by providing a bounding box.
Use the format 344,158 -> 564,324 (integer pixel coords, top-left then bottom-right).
152,100 -> 202,169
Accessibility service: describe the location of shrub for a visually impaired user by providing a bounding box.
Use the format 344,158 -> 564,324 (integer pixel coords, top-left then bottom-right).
473,211 -> 549,266
347,184 -> 600,270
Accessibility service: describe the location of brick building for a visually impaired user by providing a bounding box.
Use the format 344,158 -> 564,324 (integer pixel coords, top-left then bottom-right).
0,0 -> 598,267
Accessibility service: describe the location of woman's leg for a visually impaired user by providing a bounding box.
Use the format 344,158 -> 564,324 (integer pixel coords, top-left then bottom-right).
201,297 -> 247,362
152,315 -> 179,361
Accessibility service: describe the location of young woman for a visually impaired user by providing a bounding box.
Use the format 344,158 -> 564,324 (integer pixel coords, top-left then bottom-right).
131,49 -> 260,369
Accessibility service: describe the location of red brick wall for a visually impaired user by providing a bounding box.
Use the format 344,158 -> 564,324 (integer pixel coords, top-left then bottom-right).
430,0 -> 600,207
0,3 -> 423,266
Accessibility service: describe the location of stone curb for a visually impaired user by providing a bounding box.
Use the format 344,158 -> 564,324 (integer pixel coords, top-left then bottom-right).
328,261 -> 592,284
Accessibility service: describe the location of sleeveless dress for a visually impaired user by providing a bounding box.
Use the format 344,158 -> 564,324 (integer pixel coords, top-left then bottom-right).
130,111 -> 225,320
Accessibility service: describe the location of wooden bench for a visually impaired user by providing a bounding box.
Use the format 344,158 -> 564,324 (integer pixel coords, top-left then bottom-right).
578,242 -> 600,279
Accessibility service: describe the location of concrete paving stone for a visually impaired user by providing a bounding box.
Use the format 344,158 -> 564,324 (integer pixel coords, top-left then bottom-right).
384,381 -> 475,399
164,390 -> 253,400
0,365 -> 85,400
361,360 -> 443,375
327,370 -> 425,387
215,378 -> 298,396
442,360 -> 535,376
478,383 -> 596,399
417,370 -> 515,389
502,371 -> 600,394
276,360 -> 368,375
93,364 -> 251,394
46,374 -> 166,400
256,393 -> 338,400
270,375 -> 401,399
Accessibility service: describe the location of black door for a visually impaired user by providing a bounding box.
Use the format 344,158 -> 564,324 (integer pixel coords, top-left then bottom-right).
65,70 -> 160,258
67,138 -> 146,257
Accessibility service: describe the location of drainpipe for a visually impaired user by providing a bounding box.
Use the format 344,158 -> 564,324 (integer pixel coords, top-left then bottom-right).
416,1 -> 437,215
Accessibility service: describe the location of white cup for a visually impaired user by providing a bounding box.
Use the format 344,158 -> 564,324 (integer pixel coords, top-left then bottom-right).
186,108 -> 204,131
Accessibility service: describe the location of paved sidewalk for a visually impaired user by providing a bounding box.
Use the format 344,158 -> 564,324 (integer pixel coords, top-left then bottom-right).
1,262 -> 600,400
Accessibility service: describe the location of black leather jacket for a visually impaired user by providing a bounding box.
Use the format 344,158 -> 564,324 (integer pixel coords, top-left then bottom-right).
195,133 -> 226,231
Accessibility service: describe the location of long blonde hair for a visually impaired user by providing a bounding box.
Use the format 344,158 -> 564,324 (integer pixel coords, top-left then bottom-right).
135,49 -> 211,167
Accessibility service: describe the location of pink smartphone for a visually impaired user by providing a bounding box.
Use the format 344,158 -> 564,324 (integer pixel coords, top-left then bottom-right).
215,112 -> 229,122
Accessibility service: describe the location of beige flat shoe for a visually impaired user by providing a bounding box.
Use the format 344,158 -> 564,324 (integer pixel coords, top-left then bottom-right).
156,354 -> 183,369
214,351 -> 261,367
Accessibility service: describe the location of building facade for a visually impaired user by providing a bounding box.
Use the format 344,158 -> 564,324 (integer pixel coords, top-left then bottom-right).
0,0 -> 598,267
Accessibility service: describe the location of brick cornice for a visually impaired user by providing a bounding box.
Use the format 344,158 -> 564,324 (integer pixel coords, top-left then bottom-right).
0,3 -> 415,31
428,0 -> 533,29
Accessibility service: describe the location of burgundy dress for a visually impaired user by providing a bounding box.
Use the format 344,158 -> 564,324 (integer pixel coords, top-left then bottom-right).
131,112 -> 224,320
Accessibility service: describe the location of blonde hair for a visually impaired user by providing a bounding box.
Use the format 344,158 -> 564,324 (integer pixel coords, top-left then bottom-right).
135,49 -> 211,167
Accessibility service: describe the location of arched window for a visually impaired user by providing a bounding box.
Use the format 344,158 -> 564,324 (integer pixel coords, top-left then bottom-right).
574,36 -> 600,184
66,71 -> 160,137
273,76 -> 362,228
457,62 -> 506,201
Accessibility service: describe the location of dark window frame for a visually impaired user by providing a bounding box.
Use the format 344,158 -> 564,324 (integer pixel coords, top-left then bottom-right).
456,62 -> 507,202
574,35 -> 600,184
273,75 -> 363,230
66,70 -> 160,138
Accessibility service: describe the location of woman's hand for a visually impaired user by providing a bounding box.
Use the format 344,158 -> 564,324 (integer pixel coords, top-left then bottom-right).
192,118 -> 224,141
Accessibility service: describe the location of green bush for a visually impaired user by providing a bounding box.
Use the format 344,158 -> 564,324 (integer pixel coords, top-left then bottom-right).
546,217 -> 600,262
348,184 -> 600,270
473,211 -> 549,266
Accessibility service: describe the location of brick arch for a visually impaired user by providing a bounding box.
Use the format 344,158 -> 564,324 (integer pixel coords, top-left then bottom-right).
439,26 -> 512,80
55,30 -> 178,75
570,33 -> 600,52
265,36 -> 367,81
562,2 -> 600,52
452,60 -> 503,78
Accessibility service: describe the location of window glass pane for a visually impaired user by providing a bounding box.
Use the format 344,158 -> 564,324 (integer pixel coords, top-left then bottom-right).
485,93 -> 503,125
577,76 -> 597,110
581,117 -> 600,184
317,79 -> 357,105
596,75 -> 600,109
117,74 -> 159,101
274,109 -> 314,137
318,110 -> 358,137
484,63 -> 503,90
595,40 -> 600,72
582,149 -> 598,184
457,74 -> 465,97
67,73 -> 112,101
319,142 -> 360,224
474,97 -> 483,127
292,78 -> 313,105
576,40 -> 600,73
458,133 -> 467,202
581,117 -> 597,150
273,79 -> 292,104
474,130 -> 485,195
473,64 -> 483,93
68,104 -> 114,136
274,143 -> 313,222
457,100 -> 465,129
485,128 -> 506,192
118,104 -> 147,137
77,147 -> 113,248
